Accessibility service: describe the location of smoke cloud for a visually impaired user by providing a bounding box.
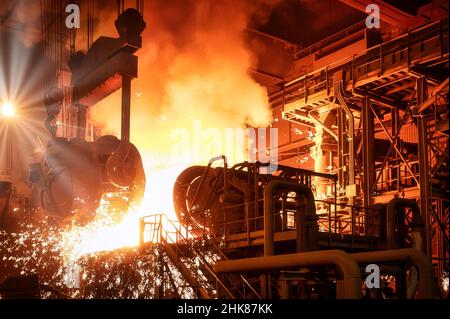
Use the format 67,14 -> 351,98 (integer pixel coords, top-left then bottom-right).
88,0 -> 273,168
0,0 -> 42,46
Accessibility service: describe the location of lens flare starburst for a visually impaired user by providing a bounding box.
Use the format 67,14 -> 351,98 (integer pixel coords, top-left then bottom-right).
0,102 -> 15,118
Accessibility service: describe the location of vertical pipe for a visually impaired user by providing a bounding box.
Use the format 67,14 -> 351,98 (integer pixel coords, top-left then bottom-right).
337,109 -> 344,192
362,97 -> 374,207
334,180 -> 337,234
417,77 -> 432,260
351,248 -> 434,299
386,198 -> 425,252
139,217 -> 144,247
264,180 -> 318,257
362,97 -> 374,236
336,82 -> 355,196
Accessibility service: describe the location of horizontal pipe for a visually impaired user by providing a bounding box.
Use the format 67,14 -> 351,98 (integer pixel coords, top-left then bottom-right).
351,248 -> 434,299
214,250 -> 362,299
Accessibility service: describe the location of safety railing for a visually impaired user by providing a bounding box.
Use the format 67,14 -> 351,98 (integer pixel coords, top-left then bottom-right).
206,198 -> 382,235
186,214 -> 262,299
283,18 -> 448,107
184,192 -> 384,252
139,213 -> 260,299
315,200 -> 383,238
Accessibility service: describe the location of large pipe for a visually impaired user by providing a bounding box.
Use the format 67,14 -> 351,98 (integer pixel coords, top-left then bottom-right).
386,198 -> 425,252
335,81 -> 355,193
351,248 -> 434,299
214,250 -> 362,299
264,181 -> 318,256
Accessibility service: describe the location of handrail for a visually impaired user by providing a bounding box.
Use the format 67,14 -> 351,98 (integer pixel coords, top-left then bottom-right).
176,196 -> 383,241
142,213 -> 261,299
283,19 -> 447,87
159,214 -> 235,299
160,236 -> 211,299
186,214 -> 262,299
293,20 -> 367,60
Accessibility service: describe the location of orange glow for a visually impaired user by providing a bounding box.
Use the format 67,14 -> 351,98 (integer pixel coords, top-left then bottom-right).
59,161 -> 187,262
59,1 -> 273,264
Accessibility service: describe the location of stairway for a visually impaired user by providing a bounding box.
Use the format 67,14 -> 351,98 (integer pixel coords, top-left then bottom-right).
140,214 -> 261,299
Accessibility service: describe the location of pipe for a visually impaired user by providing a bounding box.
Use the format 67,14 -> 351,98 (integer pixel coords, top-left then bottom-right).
386,198 -> 425,252
214,250 -> 362,299
335,81 -> 355,189
351,248 -> 434,299
264,181 -> 318,256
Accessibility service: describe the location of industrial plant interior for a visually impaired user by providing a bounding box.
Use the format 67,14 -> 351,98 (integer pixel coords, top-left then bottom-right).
0,0 -> 448,300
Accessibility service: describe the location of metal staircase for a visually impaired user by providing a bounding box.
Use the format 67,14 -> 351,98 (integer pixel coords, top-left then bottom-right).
139,214 -> 261,299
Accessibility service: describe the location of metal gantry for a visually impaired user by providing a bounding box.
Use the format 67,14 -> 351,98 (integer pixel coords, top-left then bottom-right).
270,18 -> 449,287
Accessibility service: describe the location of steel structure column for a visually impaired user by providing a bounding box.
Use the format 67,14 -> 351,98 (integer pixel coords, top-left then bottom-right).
362,97 -> 374,207
392,107 -> 400,192
337,108 -> 344,192
417,76 -> 432,260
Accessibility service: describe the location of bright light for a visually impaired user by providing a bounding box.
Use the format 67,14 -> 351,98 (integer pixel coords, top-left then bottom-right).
1,102 -> 15,118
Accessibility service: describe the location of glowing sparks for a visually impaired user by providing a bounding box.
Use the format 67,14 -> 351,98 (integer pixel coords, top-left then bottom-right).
0,193 -> 220,299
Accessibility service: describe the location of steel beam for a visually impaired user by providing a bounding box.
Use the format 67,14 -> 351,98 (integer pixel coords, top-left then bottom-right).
362,97 -> 374,207
417,78 -> 449,113
370,103 -> 420,186
417,77 -> 433,260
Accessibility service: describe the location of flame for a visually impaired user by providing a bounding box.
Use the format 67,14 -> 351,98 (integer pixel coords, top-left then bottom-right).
58,159 -> 187,263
